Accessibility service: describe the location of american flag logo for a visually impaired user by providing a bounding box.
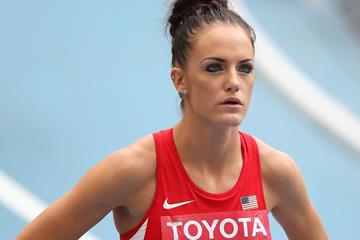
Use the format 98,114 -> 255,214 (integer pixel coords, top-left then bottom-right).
240,195 -> 258,211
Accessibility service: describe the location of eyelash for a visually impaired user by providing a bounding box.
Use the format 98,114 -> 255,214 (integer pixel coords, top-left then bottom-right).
205,63 -> 254,74
238,64 -> 253,74
206,64 -> 222,73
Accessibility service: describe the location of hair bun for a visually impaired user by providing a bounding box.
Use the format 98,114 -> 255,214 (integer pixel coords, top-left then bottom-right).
168,0 -> 229,37
198,0 -> 228,9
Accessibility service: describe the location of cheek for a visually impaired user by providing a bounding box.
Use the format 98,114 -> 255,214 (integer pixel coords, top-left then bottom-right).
249,78 -> 255,93
191,81 -> 218,105
243,79 -> 255,104
246,81 -> 254,94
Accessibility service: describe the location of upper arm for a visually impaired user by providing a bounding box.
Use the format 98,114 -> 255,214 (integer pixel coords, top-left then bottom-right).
16,134 -> 156,240
255,138 -> 328,240
271,156 -> 327,239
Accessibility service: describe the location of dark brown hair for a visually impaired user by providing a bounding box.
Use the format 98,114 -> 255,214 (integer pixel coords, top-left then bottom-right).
166,0 -> 256,68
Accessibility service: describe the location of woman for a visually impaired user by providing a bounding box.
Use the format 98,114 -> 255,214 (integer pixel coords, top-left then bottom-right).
17,0 -> 328,239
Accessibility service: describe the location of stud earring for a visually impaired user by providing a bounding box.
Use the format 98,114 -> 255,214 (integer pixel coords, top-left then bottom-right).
178,89 -> 187,95
178,89 -> 187,98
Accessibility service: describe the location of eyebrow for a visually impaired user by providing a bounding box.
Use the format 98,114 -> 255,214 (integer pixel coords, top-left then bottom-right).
200,57 -> 254,64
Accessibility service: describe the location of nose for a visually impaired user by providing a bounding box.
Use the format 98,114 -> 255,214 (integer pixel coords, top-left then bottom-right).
225,70 -> 240,92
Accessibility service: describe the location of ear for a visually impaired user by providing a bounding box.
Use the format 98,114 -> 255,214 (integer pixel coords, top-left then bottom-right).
170,67 -> 187,93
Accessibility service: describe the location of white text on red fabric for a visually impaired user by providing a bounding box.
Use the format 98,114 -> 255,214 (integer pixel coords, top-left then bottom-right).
161,210 -> 271,239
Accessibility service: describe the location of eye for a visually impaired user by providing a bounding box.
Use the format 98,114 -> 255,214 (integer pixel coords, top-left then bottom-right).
238,64 -> 253,74
206,63 -> 223,73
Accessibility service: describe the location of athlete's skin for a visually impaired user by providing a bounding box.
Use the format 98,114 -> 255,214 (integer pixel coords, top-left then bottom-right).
17,22 -> 328,240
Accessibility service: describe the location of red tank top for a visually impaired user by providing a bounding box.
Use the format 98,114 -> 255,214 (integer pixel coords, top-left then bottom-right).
120,128 -> 272,239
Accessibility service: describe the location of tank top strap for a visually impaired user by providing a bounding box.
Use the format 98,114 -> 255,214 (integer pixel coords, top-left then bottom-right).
152,128 -> 191,198
239,131 -> 267,209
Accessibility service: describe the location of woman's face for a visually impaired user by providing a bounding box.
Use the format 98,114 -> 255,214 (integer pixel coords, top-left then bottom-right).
173,22 -> 255,128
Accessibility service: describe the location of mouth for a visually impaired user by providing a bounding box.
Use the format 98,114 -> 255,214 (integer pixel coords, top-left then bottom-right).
220,97 -> 243,106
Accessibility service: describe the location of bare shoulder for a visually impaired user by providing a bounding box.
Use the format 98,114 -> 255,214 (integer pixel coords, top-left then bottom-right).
16,134 -> 156,239
105,134 -> 156,180
253,137 -> 300,208
253,136 -> 328,240
98,134 -> 156,207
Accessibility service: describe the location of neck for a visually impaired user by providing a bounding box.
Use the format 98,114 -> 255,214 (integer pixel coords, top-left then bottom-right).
173,116 -> 241,172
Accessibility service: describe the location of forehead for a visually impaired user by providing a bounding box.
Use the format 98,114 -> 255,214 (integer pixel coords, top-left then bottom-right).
190,22 -> 253,60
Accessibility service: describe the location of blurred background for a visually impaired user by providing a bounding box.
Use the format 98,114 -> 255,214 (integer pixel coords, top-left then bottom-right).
1,0 -> 359,239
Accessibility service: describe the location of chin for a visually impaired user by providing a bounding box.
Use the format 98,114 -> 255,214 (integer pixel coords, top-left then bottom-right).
214,116 -> 244,128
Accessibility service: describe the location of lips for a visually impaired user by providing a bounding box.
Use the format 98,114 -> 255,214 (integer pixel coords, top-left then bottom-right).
220,97 -> 243,105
